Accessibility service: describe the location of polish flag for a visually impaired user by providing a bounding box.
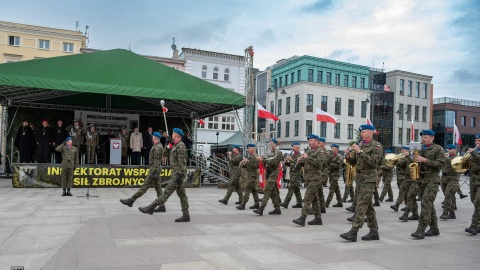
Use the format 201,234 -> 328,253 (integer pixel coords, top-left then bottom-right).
162,107 -> 168,113
316,108 -> 337,124
384,84 -> 391,91
198,119 -> 205,125
276,164 -> 283,189
259,162 -> 266,189
410,119 -> 415,142
257,102 -> 278,122
366,117 -> 379,134
454,124 -> 462,145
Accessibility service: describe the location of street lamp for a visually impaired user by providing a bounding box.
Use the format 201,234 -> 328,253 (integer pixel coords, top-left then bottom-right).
216,132 -> 219,156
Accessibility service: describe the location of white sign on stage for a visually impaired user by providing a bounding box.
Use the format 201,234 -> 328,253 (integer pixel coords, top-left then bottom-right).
74,111 -> 139,135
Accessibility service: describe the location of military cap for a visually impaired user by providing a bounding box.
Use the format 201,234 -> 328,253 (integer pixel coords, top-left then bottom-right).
359,124 -> 375,131
401,146 -> 410,150
152,132 -> 161,138
291,142 -> 300,146
41,119 -> 48,123
246,143 -> 256,148
232,144 -> 240,149
331,144 -> 339,148
173,128 -> 184,137
271,138 -> 278,144
319,137 -> 326,142
446,144 -> 457,149
385,150 -> 392,153
307,134 -> 320,140
474,134 -> 480,139
66,137 -> 72,141
420,129 -> 435,136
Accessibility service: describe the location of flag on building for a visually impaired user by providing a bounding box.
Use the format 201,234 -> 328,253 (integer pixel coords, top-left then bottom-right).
198,119 -> 205,125
454,124 -> 462,145
366,117 -> 379,134
257,101 -> 279,121
384,84 -> 391,91
316,108 -> 337,124
259,162 -> 266,188
411,119 -> 415,142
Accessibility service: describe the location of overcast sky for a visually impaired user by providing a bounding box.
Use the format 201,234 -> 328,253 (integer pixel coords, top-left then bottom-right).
3,0 -> 479,100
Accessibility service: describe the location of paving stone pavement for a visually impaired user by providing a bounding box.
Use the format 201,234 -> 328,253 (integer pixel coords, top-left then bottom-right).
0,176 -> 478,270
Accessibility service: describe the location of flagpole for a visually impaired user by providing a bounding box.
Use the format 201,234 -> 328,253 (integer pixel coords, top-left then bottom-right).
453,118 -> 455,145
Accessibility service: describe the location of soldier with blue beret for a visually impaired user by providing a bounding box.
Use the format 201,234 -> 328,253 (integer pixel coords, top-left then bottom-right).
465,134 -> 480,234
281,142 -> 303,209
219,144 -> 243,205
55,137 -> 79,196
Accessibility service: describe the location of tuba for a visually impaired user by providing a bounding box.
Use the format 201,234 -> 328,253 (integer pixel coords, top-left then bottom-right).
409,148 -> 420,180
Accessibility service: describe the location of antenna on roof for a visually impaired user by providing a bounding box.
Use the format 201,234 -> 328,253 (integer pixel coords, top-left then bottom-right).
76,21 -> 79,31
84,25 -> 89,48
128,43 -> 132,51
382,62 -> 385,71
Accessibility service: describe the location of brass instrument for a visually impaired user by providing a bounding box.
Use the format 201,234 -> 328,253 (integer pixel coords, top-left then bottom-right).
291,147 -> 310,172
409,148 -> 420,180
450,144 -> 478,172
343,139 -> 361,186
384,153 -> 405,167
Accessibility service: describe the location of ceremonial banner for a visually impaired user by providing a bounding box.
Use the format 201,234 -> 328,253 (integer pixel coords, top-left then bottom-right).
74,111 -> 139,135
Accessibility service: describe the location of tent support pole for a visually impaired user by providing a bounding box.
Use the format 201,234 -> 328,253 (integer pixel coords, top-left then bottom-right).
0,100 -> 9,174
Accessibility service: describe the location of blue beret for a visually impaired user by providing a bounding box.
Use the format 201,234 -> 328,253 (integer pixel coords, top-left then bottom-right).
66,137 -> 72,141
319,137 -> 326,142
307,134 -> 320,140
152,132 -> 161,138
474,134 -> 480,139
331,144 -> 339,148
246,143 -> 256,148
419,129 -> 435,136
232,145 -> 240,149
446,144 -> 457,150
173,128 -> 184,137
359,124 -> 375,131
401,146 -> 410,150
385,150 -> 392,153
271,138 -> 278,144
291,142 -> 300,146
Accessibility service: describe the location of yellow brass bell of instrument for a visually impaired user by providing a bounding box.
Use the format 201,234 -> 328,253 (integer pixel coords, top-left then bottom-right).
451,152 -> 471,173
384,153 -> 405,167
409,149 -> 420,181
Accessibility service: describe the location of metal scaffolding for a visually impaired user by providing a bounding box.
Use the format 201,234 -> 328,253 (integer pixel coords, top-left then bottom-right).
243,46 -> 254,151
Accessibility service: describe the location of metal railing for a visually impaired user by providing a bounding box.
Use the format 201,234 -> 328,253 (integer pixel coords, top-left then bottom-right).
190,148 -> 230,183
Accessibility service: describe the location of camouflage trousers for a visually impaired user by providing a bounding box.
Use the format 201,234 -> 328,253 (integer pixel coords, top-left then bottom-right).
396,175 -> 404,189
317,177 -> 327,208
395,177 -> 408,205
418,182 -> 439,231
326,174 -> 342,205
352,177 -> 363,207
223,177 -> 243,202
403,181 -> 419,215
61,164 -> 74,188
260,182 -> 280,210
441,179 -> 459,213
380,175 -> 393,199
301,180 -> 321,218
283,180 -> 302,206
156,177 -> 189,212
343,182 -> 355,200
131,170 -> 163,201
352,182 -> 378,230
241,180 -> 260,206
469,175 -> 480,227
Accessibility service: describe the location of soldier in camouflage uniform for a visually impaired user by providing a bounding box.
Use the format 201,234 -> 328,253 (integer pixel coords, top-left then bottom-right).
340,124 -> 383,242
293,134 -> 325,226
254,139 -> 284,216
379,150 -> 394,202
440,144 -> 460,220
411,130 -> 445,239
325,144 -> 343,208
219,145 -> 243,205
236,144 -> 260,210
342,145 -> 355,203
465,134 -> 480,235
398,151 -> 419,222
390,146 -> 411,212
139,128 -> 190,222
55,137 -> 79,196
120,132 -> 165,212
318,138 -> 329,213
280,142 -> 303,209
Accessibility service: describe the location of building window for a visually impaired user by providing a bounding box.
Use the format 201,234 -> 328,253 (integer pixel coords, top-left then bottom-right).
208,116 -> 219,129
361,101 -> 367,118
278,99 -> 282,115
398,103 -> 404,120
415,82 -> 420,97
294,120 -> 299,136
270,123 -> 274,133
297,70 -> 301,82
398,128 -> 403,145
286,97 -> 291,114
407,80 -> 412,96
400,79 -> 405,95
270,101 -> 275,114
306,94 -> 313,112
320,122 -> 326,137
343,75 -> 348,87
423,83 -> 428,99
414,129 -> 419,141
352,76 -> 357,88
407,105 -> 412,121
285,74 -> 288,86
273,79 -> 278,89
461,116 -> 466,126
224,68 -> 229,81
221,116 -> 235,130
306,120 -> 312,136
39,39 -> 50,50
422,106 -> 427,122
277,122 -> 282,138
348,124 -> 354,139
334,123 -> 340,138
335,74 -> 340,86
360,78 -> 365,89
335,97 -> 341,115
321,96 -> 327,111
472,117 -> 476,127
291,72 -> 294,84
294,94 -> 300,113
8,36 -> 20,46
213,67 -> 219,80
406,128 -> 411,142
63,42 -> 74,52
285,121 -> 290,137
317,70 -> 323,83
414,106 -> 419,121
202,66 -> 207,78
348,99 -> 354,117
279,77 -> 283,87
308,69 -> 314,82
326,72 -> 332,84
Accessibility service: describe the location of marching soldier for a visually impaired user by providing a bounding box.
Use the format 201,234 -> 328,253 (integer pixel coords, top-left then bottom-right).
236,144 -> 261,210
218,145 -> 243,205
411,130 -> 445,239
292,134 -> 325,226
318,137 -> 329,213
118,128 -> 130,165
52,120 -> 68,164
55,137 -> 79,196
440,144 -> 460,220
325,144 -> 343,208
254,139 -> 283,216
66,120 -> 84,162
340,124 -> 383,242
280,142 -> 303,209
120,132 -> 165,212
84,124 -> 99,164
390,146 -> 411,212
465,134 -> 480,235
379,150 -> 394,202
14,119 -> 34,163
139,128 -> 190,222
342,145 -> 355,203
398,148 -> 419,222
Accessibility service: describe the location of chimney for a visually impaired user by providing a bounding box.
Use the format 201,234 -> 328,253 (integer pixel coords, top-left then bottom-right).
173,50 -> 179,60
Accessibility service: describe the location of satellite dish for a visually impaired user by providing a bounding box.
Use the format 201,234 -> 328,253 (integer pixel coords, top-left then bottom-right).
171,44 -> 177,51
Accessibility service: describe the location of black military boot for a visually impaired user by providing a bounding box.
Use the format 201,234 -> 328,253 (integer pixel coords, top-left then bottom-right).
385,197 -> 393,202
440,212 -> 449,220
66,188 -> 72,196
153,204 -> 166,212
307,217 -> 323,225
408,214 -> 419,220
361,229 -> 380,241
373,199 -> 380,206
249,203 -> 259,209
459,194 -> 468,199
269,208 -> 281,215
340,229 -> 358,242
279,202 -> 288,209
236,204 -> 245,210
175,211 -> 190,222
379,196 -> 384,202
465,226 -> 478,235
448,212 -> 456,219
120,198 -> 134,207
62,188 -> 67,196
291,203 -> 302,208
390,203 -> 399,212
333,202 -> 343,207
293,216 -> 306,226
400,207 -> 406,211
411,229 -> 425,239
218,199 -> 228,205
425,228 -> 440,237
342,196 -> 347,203
347,214 -> 355,222
235,201 -> 241,204
347,198 -> 353,202
346,206 -> 356,212
253,208 -> 264,216
399,213 -> 409,222
325,204 -> 330,208
321,207 -> 326,213
138,204 -> 156,215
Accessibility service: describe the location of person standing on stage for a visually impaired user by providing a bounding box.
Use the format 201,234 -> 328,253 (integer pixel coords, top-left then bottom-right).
236,144 -> 261,210
219,145 -> 243,205
130,127 -> 143,165
143,127 -> 154,165
440,144 -> 460,220
66,120 -> 84,162
36,119 -> 53,163
55,137 -> 78,196
14,119 -> 34,163
84,124 -> 99,164
280,142 -> 303,209
139,128 -> 190,222
465,134 -> 480,235
325,144 -> 343,208
52,120 -> 68,164
118,128 -> 130,165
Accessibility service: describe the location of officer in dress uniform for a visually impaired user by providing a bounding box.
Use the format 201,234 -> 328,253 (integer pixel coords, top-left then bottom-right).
84,124 -> 99,164
280,142 -> 303,209
66,120 -> 84,162
118,128 -> 130,165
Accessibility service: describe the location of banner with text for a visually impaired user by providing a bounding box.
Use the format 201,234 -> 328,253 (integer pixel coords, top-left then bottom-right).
74,111 -> 139,135
12,164 -> 200,188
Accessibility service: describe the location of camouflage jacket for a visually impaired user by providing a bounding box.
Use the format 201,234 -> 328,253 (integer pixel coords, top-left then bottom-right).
299,147 -> 324,181
165,141 -> 187,177
441,156 -> 460,181
55,144 -> 79,165
285,152 -> 302,176
346,139 -> 383,183
321,148 -> 331,174
329,153 -> 342,175
470,149 -> 480,175
396,155 -> 412,180
264,149 -> 284,183
242,152 -> 259,182
418,143 -> 445,183
228,152 -> 243,180
381,159 -> 394,178
148,143 -> 164,172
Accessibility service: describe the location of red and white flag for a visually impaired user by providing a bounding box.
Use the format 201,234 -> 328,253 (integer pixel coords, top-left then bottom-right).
198,119 -> 205,125
454,124 -> 462,145
366,117 -> 379,134
410,119 -> 415,142
162,107 -> 168,113
257,101 -> 278,122
316,108 -> 337,124
259,162 -> 266,189
384,84 -> 391,91
276,164 -> 283,189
